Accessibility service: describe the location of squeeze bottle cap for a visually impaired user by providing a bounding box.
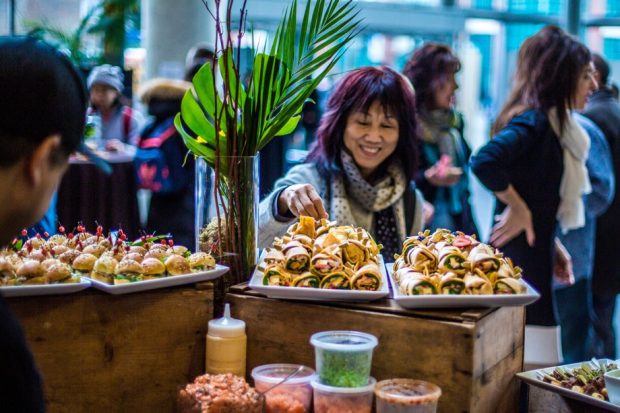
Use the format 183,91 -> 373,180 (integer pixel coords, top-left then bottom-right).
208,303 -> 246,338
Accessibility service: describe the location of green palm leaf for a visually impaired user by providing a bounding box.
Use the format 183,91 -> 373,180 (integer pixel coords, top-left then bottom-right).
177,0 -> 362,160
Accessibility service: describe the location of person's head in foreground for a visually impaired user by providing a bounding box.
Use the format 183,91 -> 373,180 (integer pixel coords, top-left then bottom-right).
0,36 -> 87,244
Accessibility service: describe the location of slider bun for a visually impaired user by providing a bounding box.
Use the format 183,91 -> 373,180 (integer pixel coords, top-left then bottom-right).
170,245 -> 188,256
125,252 -> 144,263
47,234 -> 68,246
28,249 -> 48,262
141,258 -> 166,276
116,259 -> 143,275
188,252 -> 215,270
82,244 -> 106,258
51,245 -> 69,256
98,239 -> 112,249
58,250 -> 81,265
164,255 -> 190,275
46,264 -> 71,282
94,256 -> 118,275
144,249 -> 166,261
41,258 -> 62,271
148,244 -> 169,253
17,260 -> 45,278
0,258 -> 15,277
72,253 -> 98,271
129,246 -> 147,256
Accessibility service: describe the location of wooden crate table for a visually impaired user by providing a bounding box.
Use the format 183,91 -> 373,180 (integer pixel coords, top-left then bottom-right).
6,283 -> 214,413
228,284 -> 525,413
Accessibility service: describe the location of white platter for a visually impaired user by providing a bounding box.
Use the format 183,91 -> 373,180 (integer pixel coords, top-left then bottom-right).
249,252 -> 389,302
85,264 -> 228,295
386,263 -> 540,309
0,278 -> 91,298
517,359 -> 620,411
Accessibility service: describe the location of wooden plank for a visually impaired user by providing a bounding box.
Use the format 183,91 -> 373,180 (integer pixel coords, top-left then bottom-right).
471,347 -> 523,413
7,284 -> 214,413
230,282 -> 495,323
228,292 -> 479,413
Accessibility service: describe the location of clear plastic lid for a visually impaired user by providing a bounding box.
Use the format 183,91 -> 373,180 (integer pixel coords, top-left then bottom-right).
310,330 -> 378,352
311,377 -> 376,394
374,379 -> 442,404
208,303 -> 246,338
251,363 -> 315,385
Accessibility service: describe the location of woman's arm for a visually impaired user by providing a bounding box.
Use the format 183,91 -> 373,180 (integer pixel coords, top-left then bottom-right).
490,185 -> 535,248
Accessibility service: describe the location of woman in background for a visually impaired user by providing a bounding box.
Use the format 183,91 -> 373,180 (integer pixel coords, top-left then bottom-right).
471,26 -> 597,363
258,66 -> 425,259
404,43 -> 478,235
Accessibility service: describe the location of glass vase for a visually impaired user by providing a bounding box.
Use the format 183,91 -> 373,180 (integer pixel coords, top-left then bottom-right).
195,156 -> 259,291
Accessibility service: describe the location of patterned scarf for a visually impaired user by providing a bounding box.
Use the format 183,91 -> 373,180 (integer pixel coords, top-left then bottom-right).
330,151 -> 406,257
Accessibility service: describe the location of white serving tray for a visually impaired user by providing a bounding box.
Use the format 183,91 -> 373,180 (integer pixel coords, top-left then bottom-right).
249,251 -> 389,302
386,263 -> 540,309
0,278 -> 91,298
85,264 -> 228,295
517,359 -> 620,411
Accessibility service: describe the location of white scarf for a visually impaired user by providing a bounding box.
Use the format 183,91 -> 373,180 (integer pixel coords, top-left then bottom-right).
548,108 -> 591,234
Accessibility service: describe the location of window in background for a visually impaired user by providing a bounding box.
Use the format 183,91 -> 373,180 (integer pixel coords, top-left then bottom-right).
356,0 -> 442,5
506,23 -> 545,51
586,0 -> 620,17
0,0 -> 8,35
508,0 -> 564,15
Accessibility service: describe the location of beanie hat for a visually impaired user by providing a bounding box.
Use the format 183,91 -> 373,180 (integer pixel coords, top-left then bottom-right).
87,64 -> 124,92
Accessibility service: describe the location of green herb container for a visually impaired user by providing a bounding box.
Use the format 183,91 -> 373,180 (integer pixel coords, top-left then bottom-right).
310,330 -> 378,387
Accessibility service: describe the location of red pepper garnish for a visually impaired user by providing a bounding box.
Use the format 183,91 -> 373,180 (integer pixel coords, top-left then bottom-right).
20,229 -> 27,237
58,226 -> 65,234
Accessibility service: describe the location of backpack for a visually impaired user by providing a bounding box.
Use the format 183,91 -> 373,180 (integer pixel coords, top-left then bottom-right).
134,117 -> 191,194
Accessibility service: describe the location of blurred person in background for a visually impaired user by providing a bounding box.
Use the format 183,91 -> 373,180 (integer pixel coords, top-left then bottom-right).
136,79 -> 194,247
471,26 -> 596,365
87,64 -> 144,148
403,43 -> 478,236
583,53 -> 620,359
258,66 -> 426,259
0,36 -> 88,412
184,43 -> 216,82
553,112 -> 613,363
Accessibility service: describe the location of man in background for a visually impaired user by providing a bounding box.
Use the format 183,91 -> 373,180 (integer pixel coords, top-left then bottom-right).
0,36 -> 87,411
583,53 -> 620,358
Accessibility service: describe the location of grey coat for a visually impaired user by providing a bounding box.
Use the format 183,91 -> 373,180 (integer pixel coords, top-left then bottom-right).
258,163 -> 425,249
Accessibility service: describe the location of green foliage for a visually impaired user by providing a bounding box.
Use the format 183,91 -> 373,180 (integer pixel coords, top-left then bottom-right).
26,2 -> 103,65
176,0 -> 363,169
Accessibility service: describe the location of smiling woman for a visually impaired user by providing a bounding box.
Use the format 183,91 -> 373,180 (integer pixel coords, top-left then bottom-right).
258,66 -> 426,258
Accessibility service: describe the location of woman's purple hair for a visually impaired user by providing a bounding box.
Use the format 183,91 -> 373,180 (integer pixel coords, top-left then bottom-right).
307,66 -> 419,181
403,43 -> 461,111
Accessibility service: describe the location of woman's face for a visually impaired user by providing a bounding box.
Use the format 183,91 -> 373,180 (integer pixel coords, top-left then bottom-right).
574,62 -> 598,110
433,72 -> 458,110
90,83 -> 118,111
343,100 -> 399,178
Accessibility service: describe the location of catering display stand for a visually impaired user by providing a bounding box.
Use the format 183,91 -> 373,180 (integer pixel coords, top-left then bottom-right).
521,383 -> 618,413
7,283 -> 214,413
227,283 -> 525,413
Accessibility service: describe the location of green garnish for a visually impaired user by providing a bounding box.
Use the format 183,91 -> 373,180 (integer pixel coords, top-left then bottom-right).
319,350 -> 371,387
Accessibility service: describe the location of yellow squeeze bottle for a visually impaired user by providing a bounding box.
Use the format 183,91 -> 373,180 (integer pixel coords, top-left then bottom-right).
206,303 -> 247,377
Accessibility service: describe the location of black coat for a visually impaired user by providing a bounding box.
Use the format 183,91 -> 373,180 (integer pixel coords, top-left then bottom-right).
583,89 -> 620,294
471,109 -> 563,326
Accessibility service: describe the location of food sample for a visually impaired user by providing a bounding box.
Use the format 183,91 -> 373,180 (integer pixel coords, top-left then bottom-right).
177,373 -> 261,413
0,226 -> 217,286
311,378 -> 375,413
259,217 -> 383,291
392,229 -> 527,296
251,364 -> 314,413
539,360 -> 617,401
374,379 -> 442,413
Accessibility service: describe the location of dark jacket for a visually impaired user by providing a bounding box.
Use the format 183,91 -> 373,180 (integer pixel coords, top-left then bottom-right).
471,109 -> 563,326
583,88 -> 620,293
0,295 -> 45,412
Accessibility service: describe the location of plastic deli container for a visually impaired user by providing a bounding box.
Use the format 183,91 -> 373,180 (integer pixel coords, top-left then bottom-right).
310,330 -> 378,387
374,379 -> 442,413
251,363 -> 314,413
312,377 -> 376,413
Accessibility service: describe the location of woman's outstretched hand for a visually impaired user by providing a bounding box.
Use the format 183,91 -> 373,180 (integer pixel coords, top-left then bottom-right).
490,185 -> 535,248
278,184 -> 328,220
